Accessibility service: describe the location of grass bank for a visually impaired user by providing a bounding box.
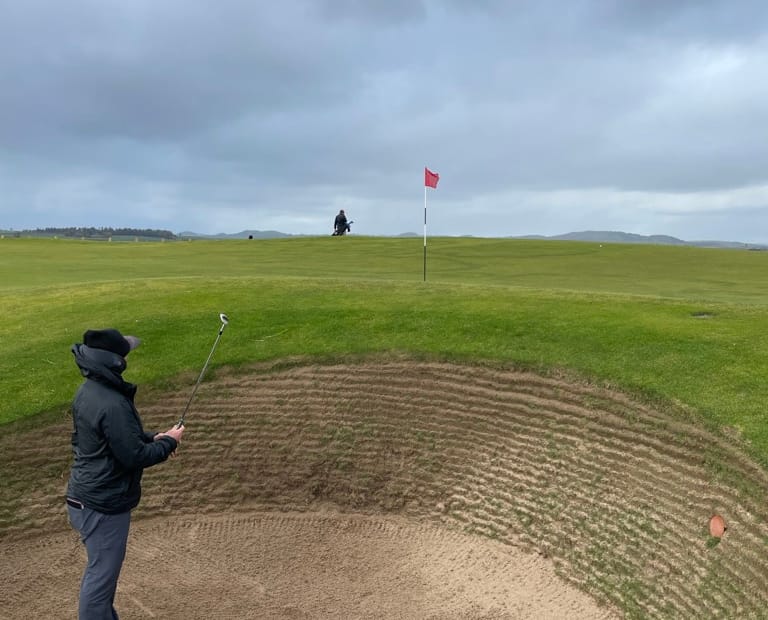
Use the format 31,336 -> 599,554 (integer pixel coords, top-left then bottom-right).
2,236 -> 768,463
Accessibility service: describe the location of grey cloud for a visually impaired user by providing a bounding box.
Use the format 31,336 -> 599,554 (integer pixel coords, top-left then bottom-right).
314,0 -> 427,24
2,0 -> 768,240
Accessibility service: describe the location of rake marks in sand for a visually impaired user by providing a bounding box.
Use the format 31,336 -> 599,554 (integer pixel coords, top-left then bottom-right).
2,361 -> 768,617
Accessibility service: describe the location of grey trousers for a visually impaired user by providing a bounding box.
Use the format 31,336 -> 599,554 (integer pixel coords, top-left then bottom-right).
68,503 -> 131,620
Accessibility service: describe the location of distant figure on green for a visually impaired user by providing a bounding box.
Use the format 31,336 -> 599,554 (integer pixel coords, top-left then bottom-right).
333,209 -> 352,236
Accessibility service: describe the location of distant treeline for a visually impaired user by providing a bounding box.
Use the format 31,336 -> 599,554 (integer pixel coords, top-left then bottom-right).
3,227 -> 177,240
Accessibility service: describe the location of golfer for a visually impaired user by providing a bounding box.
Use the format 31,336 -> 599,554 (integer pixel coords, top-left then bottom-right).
66,328 -> 183,619
333,209 -> 350,235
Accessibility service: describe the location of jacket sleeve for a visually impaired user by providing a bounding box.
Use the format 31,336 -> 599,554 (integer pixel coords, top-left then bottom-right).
102,402 -> 177,470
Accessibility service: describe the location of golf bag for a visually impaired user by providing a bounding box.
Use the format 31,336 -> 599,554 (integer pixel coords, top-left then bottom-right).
332,220 -> 353,236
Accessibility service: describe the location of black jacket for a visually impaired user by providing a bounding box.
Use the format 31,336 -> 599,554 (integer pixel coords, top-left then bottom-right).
66,344 -> 177,514
334,213 -> 348,233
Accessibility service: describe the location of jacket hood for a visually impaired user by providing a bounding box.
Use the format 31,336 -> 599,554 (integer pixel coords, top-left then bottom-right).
72,344 -> 136,397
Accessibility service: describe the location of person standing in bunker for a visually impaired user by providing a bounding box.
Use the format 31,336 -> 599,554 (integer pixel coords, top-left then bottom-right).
66,328 -> 184,619
333,209 -> 350,235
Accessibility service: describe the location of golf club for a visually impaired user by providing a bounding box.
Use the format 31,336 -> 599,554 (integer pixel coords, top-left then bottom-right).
177,313 -> 229,427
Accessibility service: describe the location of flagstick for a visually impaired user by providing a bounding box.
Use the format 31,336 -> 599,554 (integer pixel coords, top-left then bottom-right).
423,185 -> 427,282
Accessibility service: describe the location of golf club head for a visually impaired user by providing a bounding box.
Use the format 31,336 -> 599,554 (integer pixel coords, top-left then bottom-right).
219,313 -> 229,325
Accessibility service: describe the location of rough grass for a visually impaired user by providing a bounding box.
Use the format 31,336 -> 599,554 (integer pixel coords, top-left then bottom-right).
3,277 -> 768,468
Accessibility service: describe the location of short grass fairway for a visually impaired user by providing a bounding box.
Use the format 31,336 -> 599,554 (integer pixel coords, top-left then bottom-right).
3,236 -> 768,618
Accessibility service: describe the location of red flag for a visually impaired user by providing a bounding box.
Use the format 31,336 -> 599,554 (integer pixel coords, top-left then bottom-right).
425,167 -> 439,188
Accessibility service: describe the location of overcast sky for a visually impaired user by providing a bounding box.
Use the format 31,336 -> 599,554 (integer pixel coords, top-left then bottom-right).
3,0 -> 768,241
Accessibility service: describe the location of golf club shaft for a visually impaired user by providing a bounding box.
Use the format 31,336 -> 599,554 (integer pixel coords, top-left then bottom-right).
178,321 -> 227,426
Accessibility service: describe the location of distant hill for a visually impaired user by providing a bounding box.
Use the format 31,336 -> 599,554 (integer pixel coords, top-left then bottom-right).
177,230 -> 293,239
513,230 -> 767,250
4,227 -> 766,249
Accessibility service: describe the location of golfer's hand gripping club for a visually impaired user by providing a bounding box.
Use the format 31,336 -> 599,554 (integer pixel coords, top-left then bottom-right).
177,313 -> 229,427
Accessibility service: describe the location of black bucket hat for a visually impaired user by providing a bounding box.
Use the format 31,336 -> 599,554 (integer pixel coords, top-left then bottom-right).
83,328 -> 141,358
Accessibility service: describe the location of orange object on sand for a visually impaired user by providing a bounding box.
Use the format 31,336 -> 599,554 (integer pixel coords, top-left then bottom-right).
709,514 -> 726,537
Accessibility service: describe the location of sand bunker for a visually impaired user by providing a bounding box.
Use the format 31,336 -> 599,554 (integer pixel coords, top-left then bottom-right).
1,511 -> 613,619
2,360 -> 768,617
